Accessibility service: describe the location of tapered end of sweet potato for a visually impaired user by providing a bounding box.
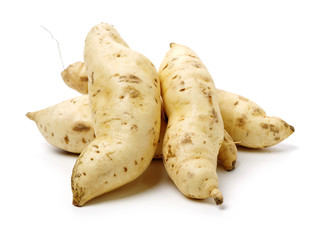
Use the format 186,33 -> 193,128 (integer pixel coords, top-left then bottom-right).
211,188 -> 223,205
25,112 -> 35,121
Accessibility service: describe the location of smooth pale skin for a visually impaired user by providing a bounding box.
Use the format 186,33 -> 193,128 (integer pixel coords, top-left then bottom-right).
62,62 -> 294,148
217,89 -> 294,148
26,95 -> 237,170
159,43 -> 224,204
26,95 -> 94,153
71,23 -> 161,206
61,62 -> 88,94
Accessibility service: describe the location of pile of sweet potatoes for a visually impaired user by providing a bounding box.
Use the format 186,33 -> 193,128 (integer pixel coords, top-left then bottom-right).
27,23 -> 294,206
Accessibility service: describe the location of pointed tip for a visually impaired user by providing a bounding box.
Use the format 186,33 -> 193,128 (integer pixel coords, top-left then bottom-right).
25,112 -> 35,120
211,188 -> 223,205
72,198 -> 82,207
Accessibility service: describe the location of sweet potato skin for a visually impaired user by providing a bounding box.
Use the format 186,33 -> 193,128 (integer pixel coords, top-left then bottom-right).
217,89 -> 294,148
26,94 -> 236,171
159,43 -> 224,203
71,23 -> 161,206
26,95 -> 93,153
61,62 -> 88,94
61,62 -> 293,149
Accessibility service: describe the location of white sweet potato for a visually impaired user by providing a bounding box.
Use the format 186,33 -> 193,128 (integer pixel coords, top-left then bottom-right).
159,43 -> 224,204
26,95 -> 93,153
26,95 -> 237,170
71,23 -> 161,206
217,89 -> 294,148
61,62 -> 88,94
62,62 -> 293,148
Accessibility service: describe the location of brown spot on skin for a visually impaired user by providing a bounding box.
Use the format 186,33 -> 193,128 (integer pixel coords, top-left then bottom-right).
261,123 -> 269,129
274,136 -> 281,141
113,173 -> 117,177
64,135 -> 69,144
234,101 -> 239,106
124,167 -> 128,172
187,171 -> 194,177
51,133 -> 54,136
96,150 -> 100,153
93,145 -> 99,149
210,108 -> 219,122
141,157 -> 144,161
124,86 -> 140,98
201,86 -> 213,105
282,121 -> 295,132
105,181 -> 108,184
148,127 -> 155,134
131,124 -> 138,131
92,89 -> 101,97
162,64 -> 168,71
119,75 -> 142,83
236,115 -> 248,128
91,72 -> 94,84
179,88 -> 186,92
90,158 -> 94,161
119,95 -> 124,99
188,54 -> 197,58
172,74 -> 178,79
192,62 -> 201,68
73,124 -> 91,132
181,133 -> 193,144
134,161 -> 138,165
82,138 -> 86,143
269,124 -> 280,134
252,107 -> 263,116
166,144 -> 176,158
83,172 -> 86,176
80,76 -> 88,82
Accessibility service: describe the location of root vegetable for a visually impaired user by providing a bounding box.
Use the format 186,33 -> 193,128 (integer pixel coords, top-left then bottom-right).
61,62 -> 88,94
63,62 -> 293,148
217,89 -> 294,148
159,43 -> 224,204
71,23 -> 161,206
26,95 -> 93,153
26,95 -> 236,170
218,130 -> 237,171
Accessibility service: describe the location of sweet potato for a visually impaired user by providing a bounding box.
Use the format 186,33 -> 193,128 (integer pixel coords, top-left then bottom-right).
61,62 -> 88,94
62,62 -> 293,148
159,43 -> 224,204
217,89 -> 294,148
26,95 -> 236,170
71,23 -> 161,206
26,95 -> 93,153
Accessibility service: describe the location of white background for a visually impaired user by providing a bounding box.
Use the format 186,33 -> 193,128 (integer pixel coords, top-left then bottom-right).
1,0 -> 322,239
